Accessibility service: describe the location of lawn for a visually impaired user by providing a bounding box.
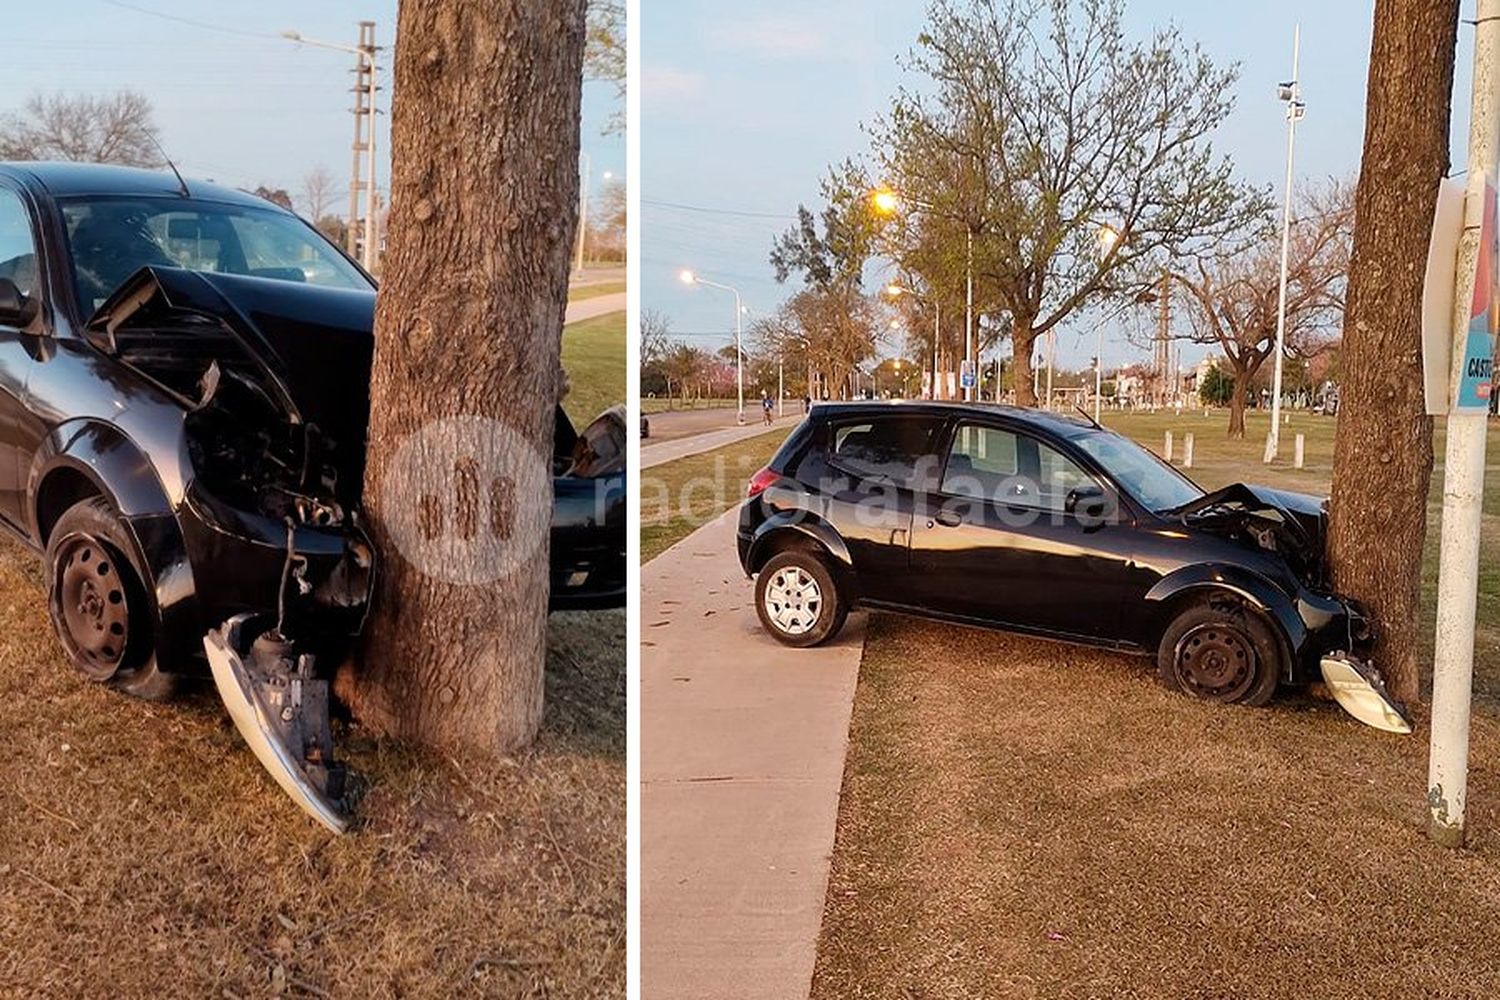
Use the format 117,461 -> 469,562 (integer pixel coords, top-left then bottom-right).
639,426 -> 792,562
641,397 -> 738,414
810,404 -> 1500,998
567,281 -> 627,303
562,310 -> 627,429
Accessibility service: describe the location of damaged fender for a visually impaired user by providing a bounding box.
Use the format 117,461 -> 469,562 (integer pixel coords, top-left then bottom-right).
205,613 -> 351,834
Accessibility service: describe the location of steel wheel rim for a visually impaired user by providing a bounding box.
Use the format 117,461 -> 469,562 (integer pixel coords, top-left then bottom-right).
53,534 -> 130,681
1174,622 -> 1256,702
764,565 -> 822,636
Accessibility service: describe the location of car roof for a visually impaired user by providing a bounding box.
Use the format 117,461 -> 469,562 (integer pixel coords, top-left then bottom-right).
0,161 -> 280,211
810,399 -> 1098,435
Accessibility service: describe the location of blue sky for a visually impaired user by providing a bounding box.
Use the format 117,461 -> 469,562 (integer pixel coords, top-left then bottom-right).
643,0 -> 1477,371
6,1 -> 622,216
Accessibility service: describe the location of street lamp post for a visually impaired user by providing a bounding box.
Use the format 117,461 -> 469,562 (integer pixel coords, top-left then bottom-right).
283,29 -> 379,272
679,270 -> 745,424
1268,24 -> 1305,461
885,282 -> 942,400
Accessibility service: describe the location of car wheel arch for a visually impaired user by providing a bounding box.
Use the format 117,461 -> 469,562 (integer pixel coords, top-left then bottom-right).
1144,571 -> 1303,681
747,516 -> 853,578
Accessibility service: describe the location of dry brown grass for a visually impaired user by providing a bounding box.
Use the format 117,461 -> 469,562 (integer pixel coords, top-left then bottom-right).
812,614 -> 1500,1000
0,535 -> 623,999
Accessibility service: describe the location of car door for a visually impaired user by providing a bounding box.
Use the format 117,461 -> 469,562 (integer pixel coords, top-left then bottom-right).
909,420 -> 1135,640
0,184 -> 44,528
820,413 -> 947,605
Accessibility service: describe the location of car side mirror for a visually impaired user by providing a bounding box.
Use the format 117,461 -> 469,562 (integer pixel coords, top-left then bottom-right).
1065,484 -> 1110,522
0,278 -> 39,329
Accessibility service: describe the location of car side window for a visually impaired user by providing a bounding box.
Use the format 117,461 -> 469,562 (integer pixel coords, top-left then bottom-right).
829,416 -> 943,489
942,422 -> 1093,512
0,189 -> 38,298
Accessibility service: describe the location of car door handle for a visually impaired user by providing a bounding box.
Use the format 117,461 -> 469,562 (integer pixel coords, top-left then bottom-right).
933,509 -> 962,528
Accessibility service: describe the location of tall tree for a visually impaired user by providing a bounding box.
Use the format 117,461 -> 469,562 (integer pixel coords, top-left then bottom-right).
871,0 -> 1264,405
1327,0 -> 1458,705
0,91 -> 164,167
341,0 -> 587,750
300,165 -> 339,222
1177,185 -> 1353,438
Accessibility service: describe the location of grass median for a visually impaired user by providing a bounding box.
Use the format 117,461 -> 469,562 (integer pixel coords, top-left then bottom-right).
562,309 -> 626,427
641,426 -> 793,563
813,404 -> 1500,997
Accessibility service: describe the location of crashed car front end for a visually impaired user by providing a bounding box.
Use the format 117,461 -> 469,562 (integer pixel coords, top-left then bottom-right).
1172,483 -> 1411,734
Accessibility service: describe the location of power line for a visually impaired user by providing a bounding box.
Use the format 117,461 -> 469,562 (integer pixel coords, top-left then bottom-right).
101,0 -> 281,41
643,198 -> 797,221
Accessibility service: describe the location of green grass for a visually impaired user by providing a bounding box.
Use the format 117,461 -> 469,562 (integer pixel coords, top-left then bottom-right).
641,397 -> 738,414
567,282 -> 626,303
561,310 -> 625,427
640,427 -> 792,562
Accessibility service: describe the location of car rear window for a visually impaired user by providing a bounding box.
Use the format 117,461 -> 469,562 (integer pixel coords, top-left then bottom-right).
829,416 -> 943,488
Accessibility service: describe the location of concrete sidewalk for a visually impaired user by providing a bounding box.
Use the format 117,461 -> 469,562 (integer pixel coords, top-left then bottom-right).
564,292 -> 625,325
641,413 -> 801,469
642,510 -> 865,1000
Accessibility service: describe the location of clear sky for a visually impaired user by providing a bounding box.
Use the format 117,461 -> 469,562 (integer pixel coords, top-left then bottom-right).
6,1 -> 622,217
643,0 -> 1478,372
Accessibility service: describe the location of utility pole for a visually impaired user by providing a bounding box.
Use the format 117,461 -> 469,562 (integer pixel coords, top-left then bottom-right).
965,227 -> 975,401
1157,269 -> 1171,406
1429,0 -> 1499,849
576,153 -> 590,273
1269,25 -> 1305,459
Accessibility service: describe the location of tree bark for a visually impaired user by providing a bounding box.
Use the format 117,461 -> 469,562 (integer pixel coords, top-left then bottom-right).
343,0 -> 587,751
1227,370 -> 1249,439
1012,322 -> 1039,407
1327,0 -> 1456,705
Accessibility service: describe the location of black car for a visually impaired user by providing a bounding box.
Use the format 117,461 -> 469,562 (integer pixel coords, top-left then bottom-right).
0,162 -> 624,830
737,401 -> 1409,732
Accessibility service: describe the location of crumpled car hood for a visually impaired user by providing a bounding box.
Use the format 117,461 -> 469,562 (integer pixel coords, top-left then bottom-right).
1169,482 -> 1328,583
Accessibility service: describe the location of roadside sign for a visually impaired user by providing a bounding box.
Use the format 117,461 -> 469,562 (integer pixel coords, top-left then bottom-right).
1424,174 -> 1499,413
1455,178 -> 1498,411
960,359 -> 976,390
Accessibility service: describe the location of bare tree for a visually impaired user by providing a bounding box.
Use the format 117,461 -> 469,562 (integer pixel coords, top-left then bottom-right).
1328,0 -> 1458,706
871,0 -> 1266,406
1177,185 -> 1353,437
640,309 -> 671,373
585,0 -> 624,135
0,91 -> 165,167
300,165 -> 339,222
340,0 -> 587,751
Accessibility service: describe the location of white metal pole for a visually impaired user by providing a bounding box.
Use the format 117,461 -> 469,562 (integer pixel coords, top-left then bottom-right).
778,357 -> 784,418
734,288 -> 744,425
932,301 -> 940,400
1046,330 -> 1055,411
576,152 -> 589,273
1268,24 -> 1302,461
1095,320 -> 1104,424
965,227 -> 974,401
1429,0 -> 1500,848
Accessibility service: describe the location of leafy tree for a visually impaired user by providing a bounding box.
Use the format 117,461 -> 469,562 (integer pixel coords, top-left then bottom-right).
1198,362 -> 1233,407
0,91 -> 164,167
251,186 -> 295,211
585,0 -> 624,135
870,0 -> 1266,406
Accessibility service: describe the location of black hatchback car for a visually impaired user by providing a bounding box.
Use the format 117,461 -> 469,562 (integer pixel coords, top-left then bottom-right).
737,401 -> 1409,732
0,162 -> 624,830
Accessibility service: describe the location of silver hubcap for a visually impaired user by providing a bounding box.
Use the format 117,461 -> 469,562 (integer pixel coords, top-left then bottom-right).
764,566 -> 822,636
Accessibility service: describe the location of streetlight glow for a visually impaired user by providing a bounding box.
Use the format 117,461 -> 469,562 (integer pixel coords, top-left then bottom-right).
871,190 -> 900,215
679,269 -> 696,285
885,282 -> 905,297
1098,225 -> 1120,255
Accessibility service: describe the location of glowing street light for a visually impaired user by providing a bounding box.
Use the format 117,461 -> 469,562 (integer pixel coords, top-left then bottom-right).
677,268 -> 745,424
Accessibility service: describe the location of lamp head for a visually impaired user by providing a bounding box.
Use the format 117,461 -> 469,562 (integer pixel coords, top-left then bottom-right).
679,269 -> 697,285
871,190 -> 900,215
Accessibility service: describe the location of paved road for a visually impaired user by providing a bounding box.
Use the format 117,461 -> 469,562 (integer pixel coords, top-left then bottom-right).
641,414 -> 802,469
642,510 -> 865,1000
564,292 -> 625,326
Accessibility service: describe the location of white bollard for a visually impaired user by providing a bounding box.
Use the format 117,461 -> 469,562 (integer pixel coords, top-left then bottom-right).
1294,433 -> 1305,469
1183,433 -> 1195,468
1263,432 -> 1277,464
1164,431 -> 1174,462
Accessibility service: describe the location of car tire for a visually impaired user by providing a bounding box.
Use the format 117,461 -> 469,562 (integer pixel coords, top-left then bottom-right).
754,550 -> 848,648
1156,595 -> 1281,707
45,496 -> 176,701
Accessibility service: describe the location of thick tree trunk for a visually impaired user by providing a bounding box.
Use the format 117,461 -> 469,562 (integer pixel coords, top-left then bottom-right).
1327,0 -> 1456,705
1227,372 -> 1249,439
344,0 -> 587,751
1012,323 -> 1038,407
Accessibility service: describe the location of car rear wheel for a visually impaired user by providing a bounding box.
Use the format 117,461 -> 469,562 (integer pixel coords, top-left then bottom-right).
754,550 -> 847,648
45,496 -> 175,701
1156,596 -> 1281,707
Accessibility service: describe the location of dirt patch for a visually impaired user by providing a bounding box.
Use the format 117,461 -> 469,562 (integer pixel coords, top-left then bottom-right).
812,613 -> 1500,999
0,537 -> 623,998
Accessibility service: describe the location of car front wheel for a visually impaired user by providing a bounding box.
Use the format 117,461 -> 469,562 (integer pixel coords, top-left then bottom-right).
1156,596 -> 1281,707
754,550 -> 847,648
45,496 -> 175,701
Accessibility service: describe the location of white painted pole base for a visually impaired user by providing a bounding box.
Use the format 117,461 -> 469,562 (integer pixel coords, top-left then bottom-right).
1263,432 -> 1277,464
1294,433 -> 1305,469
1163,431 -> 1174,462
1183,433 -> 1195,469
1429,411 -> 1489,847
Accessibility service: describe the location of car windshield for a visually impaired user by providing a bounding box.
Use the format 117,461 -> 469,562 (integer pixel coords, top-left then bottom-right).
1067,427 -> 1204,513
59,196 -> 369,314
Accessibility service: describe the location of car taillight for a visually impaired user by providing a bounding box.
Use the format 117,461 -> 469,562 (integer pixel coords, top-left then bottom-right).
747,467 -> 778,498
